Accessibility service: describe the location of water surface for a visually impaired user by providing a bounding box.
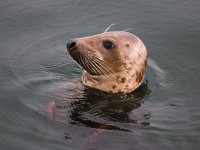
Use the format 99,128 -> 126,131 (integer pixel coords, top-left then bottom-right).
0,0 -> 200,150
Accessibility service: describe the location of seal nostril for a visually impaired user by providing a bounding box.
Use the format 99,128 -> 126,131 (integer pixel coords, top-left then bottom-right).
70,41 -> 76,49
67,40 -> 77,50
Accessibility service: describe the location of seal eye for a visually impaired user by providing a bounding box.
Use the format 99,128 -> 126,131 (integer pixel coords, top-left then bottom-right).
102,40 -> 114,49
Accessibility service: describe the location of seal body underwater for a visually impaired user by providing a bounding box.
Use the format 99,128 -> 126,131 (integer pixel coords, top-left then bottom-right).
44,31 -> 149,144
66,31 -> 148,93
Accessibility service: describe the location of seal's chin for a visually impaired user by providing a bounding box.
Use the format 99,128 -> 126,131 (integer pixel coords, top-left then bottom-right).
69,50 -> 107,76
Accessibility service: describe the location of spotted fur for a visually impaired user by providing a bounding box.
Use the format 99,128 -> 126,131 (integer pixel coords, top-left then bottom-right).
67,31 -> 148,93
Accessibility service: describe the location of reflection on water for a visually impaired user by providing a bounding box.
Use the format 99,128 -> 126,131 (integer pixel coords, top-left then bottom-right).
46,80 -> 151,142
1,0 -> 200,150
69,82 -> 151,133
148,58 -> 167,87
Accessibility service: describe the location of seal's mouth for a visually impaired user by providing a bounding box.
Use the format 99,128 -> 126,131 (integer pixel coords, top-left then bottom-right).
68,49 -> 109,76
66,39 -> 116,76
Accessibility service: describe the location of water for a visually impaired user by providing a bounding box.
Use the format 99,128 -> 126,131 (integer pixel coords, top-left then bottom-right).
0,0 -> 200,150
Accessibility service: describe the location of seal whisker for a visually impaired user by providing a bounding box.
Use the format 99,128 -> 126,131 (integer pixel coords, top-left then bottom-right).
77,52 -> 91,72
84,51 -> 107,75
77,53 -> 85,67
94,60 -> 117,78
72,54 -> 83,69
87,53 -> 113,76
83,52 -> 109,79
91,56 -> 117,78
90,62 -> 110,79
87,59 -> 104,75
82,52 -> 102,76
80,53 -> 94,74
103,23 -> 116,33
92,58 -> 115,76
79,54 -> 88,70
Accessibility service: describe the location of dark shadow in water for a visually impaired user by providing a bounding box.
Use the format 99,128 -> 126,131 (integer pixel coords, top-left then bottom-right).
69,81 -> 151,132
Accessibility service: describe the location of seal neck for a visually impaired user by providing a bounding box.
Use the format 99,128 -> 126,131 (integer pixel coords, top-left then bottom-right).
81,67 -> 144,93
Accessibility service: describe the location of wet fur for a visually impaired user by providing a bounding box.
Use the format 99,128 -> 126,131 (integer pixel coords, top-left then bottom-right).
67,31 -> 148,93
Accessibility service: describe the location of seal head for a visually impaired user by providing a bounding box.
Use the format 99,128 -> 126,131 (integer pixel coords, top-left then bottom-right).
66,31 -> 147,93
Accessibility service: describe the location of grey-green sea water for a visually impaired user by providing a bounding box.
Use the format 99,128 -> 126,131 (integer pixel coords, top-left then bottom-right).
0,0 -> 200,150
